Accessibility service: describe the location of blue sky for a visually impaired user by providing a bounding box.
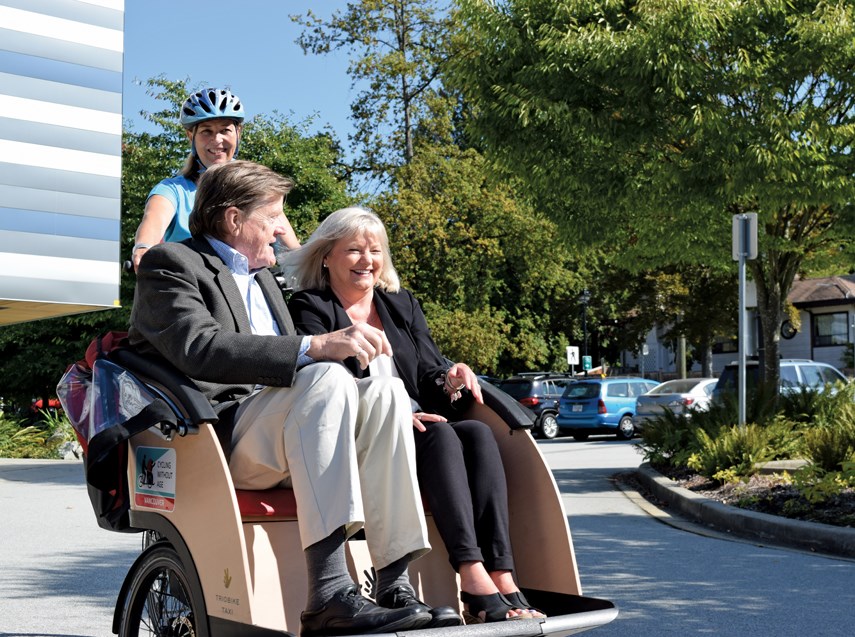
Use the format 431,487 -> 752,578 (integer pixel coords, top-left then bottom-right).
122,1 -> 355,143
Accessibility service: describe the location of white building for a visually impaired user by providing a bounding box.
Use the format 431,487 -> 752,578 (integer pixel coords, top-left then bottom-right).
0,1 -> 124,325
623,275 -> 854,378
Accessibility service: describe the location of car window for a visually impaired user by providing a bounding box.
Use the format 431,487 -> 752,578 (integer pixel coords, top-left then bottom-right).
654,379 -> 696,394
628,382 -> 649,397
716,365 -> 759,391
780,365 -> 799,388
800,365 -> 824,387
565,383 -> 600,399
702,383 -> 714,397
607,382 -> 629,397
497,381 -> 533,399
817,365 -> 845,384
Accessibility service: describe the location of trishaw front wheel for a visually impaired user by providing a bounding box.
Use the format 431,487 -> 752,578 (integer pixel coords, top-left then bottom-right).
118,544 -> 206,637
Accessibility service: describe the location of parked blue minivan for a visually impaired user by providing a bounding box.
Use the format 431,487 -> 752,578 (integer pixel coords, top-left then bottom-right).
557,377 -> 658,441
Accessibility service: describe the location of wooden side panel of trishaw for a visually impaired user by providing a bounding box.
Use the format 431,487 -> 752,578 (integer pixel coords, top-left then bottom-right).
129,425 -> 260,626
466,402 -> 582,597
127,398 -> 584,634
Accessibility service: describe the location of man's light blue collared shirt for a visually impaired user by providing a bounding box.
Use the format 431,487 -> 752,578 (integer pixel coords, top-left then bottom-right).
206,235 -> 312,366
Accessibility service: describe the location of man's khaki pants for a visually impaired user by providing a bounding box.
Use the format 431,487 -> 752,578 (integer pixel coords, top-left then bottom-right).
228,362 -> 430,569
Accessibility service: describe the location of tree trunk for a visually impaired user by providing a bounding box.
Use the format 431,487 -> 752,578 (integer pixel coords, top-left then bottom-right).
749,249 -> 802,397
700,340 -> 713,377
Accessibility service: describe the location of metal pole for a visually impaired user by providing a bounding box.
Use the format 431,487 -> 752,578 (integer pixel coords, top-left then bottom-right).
738,232 -> 747,427
582,303 -> 588,377
583,309 -> 588,359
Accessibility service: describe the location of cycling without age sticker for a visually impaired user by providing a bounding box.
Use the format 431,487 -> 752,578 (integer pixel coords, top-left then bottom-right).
135,447 -> 176,511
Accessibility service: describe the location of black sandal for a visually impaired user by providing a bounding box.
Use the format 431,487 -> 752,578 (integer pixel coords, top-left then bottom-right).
460,591 -> 522,623
503,591 -> 546,618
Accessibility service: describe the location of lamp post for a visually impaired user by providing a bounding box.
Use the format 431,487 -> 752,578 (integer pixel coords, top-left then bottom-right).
579,288 -> 591,368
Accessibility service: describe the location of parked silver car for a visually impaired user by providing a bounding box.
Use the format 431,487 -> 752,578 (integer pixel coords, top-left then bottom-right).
633,377 -> 718,430
711,359 -> 849,402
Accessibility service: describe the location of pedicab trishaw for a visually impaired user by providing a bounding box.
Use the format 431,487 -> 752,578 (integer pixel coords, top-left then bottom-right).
57,335 -> 618,637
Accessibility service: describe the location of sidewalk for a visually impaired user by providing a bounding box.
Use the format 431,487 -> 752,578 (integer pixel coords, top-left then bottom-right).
0,458 -> 140,637
631,462 -> 855,559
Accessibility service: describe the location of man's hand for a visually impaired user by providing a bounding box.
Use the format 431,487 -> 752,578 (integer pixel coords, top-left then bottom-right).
307,322 -> 392,370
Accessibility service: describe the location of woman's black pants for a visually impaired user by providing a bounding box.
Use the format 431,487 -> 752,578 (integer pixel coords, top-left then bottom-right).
414,418 -> 514,573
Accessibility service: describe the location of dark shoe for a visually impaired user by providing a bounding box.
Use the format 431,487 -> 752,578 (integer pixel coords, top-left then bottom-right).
301,585 -> 431,637
460,591 -> 525,624
377,586 -> 463,628
503,591 -> 546,619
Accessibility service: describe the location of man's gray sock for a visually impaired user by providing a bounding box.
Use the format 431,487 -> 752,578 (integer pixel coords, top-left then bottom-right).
376,555 -> 414,602
304,529 -> 353,611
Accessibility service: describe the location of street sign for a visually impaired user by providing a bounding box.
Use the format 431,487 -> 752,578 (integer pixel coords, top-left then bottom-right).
732,213 -> 758,261
732,212 -> 758,426
566,346 -> 579,365
582,356 -> 592,371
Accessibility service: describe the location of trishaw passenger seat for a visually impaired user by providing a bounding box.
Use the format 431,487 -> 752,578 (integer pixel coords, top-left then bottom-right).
236,487 -> 299,520
111,350 -> 525,524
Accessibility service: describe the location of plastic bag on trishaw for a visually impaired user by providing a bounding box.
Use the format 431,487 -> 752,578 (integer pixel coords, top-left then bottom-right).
57,357 -> 178,532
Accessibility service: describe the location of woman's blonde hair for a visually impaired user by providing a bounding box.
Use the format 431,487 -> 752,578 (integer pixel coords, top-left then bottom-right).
285,207 -> 400,292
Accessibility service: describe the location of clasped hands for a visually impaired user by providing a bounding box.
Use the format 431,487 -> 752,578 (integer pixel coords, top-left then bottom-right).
306,322 -> 391,370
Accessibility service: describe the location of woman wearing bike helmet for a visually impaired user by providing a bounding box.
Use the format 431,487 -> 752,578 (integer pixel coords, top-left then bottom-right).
132,87 -> 299,270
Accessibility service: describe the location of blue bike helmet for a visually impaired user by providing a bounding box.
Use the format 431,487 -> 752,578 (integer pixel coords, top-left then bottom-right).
180,88 -> 245,129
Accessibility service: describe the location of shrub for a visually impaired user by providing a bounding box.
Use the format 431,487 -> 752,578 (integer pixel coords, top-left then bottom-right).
796,382 -> 855,472
637,409 -> 698,469
0,410 -> 75,459
687,423 -> 777,482
793,461 -> 855,505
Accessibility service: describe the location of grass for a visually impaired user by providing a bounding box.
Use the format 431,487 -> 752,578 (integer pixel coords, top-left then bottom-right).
0,410 -> 77,459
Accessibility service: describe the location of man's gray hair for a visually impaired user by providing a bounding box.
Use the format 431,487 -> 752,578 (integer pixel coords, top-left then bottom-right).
189,160 -> 293,239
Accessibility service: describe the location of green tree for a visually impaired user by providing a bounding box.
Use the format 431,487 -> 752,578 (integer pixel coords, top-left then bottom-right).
374,142 -> 583,374
452,0 -> 855,390
292,0 -> 454,182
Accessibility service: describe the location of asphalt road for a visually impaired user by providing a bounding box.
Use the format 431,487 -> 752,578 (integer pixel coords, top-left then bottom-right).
1,437 -> 853,636
542,436 -> 854,636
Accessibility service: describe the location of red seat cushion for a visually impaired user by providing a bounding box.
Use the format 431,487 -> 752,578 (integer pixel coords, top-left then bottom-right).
236,488 -> 298,519
235,488 -> 432,521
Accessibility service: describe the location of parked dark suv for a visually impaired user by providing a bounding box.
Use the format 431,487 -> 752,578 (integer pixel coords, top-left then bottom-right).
497,373 -> 575,439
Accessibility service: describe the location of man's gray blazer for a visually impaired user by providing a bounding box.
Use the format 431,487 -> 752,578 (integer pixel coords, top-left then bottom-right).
128,236 -> 304,420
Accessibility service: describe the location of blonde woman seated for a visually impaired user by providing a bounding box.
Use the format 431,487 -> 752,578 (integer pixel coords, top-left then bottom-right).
286,207 -> 545,624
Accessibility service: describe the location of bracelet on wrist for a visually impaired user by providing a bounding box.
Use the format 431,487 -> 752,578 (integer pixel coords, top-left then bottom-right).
133,243 -> 152,252
438,372 -> 464,402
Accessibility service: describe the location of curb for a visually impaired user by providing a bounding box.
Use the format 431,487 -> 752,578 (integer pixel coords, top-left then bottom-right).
633,462 -> 855,559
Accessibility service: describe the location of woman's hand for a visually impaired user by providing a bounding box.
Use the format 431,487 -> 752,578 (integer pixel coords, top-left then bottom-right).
445,363 -> 484,404
412,411 -> 447,433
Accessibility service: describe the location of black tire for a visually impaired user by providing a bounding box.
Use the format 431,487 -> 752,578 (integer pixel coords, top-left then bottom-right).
538,413 -> 560,439
616,415 -> 635,440
118,544 -> 206,637
572,433 -> 589,442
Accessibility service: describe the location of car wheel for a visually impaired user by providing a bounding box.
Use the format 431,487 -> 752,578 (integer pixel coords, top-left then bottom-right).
572,433 -> 589,442
616,415 -> 635,440
538,413 -> 559,439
